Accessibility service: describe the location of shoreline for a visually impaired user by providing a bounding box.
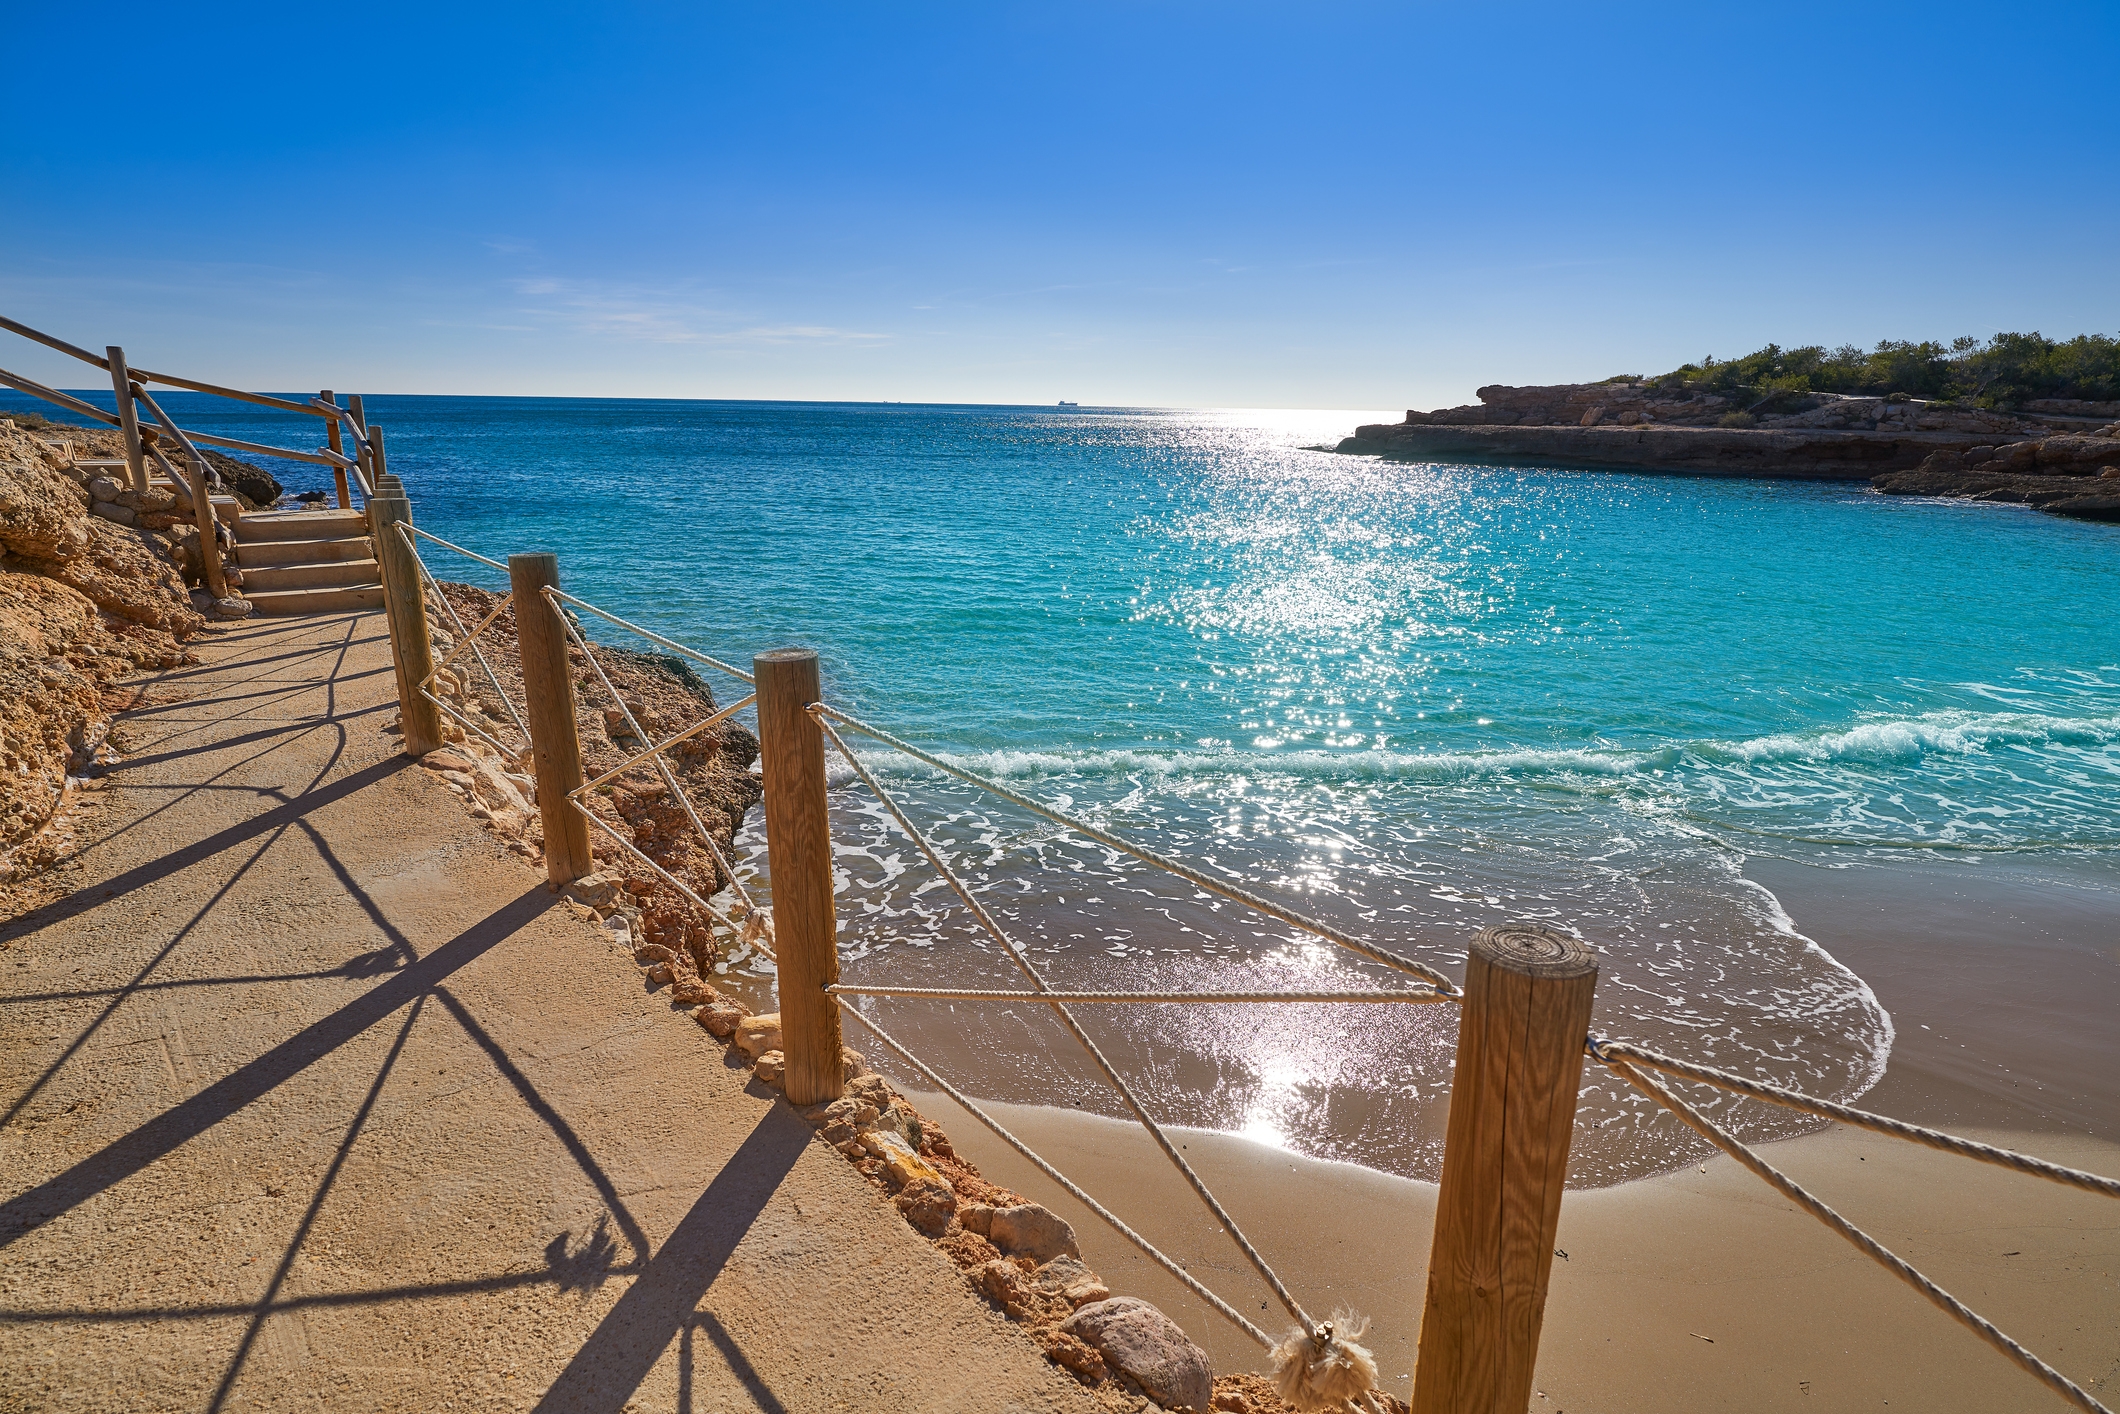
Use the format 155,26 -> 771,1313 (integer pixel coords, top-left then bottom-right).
880,850 -> 2120,1408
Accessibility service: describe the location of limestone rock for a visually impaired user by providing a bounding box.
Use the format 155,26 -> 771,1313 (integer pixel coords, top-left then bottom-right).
935,1229 -> 1001,1271
564,871 -> 623,911
858,1127 -> 946,1188
1032,1255 -> 1112,1308
1062,1298 -> 1214,1413
734,1011 -> 782,1059
893,1175 -> 958,1235
1036,1328 -> 1109,1387
694,998 -> 749,1038
0,437 -> 92,565
989,1203 -> 1080,1262
752,1049 -> 785,1086
957,1202 -> 994,1236
86,476 -> 122,504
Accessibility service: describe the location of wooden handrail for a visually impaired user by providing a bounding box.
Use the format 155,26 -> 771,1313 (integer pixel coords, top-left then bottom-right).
124,367 -> 338,419
176,426 -> 355,468
0,365 -> 120,426
0,315 -> 108,370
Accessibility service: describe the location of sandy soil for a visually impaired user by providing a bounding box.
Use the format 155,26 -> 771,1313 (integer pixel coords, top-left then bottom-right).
894,853 -> 2120,1412
0,610 -> 1100,1413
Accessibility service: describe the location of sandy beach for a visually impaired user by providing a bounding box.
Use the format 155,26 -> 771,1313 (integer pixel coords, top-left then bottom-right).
890,853 -> 2120,1411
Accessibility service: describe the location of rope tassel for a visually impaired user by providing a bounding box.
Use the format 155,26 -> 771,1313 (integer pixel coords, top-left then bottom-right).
1271,1310 -> 1385,1413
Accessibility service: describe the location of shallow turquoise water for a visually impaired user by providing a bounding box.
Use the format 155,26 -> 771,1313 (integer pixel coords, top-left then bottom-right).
21,392 -> 2119,1177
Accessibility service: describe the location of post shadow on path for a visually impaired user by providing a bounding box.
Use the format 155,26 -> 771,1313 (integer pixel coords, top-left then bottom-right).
533,1110 -> 811,1414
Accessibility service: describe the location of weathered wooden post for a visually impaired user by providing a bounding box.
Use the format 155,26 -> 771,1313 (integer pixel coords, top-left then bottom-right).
1413,923 -> 1598,1414
754,648 -> 843,1106
320,390 -> 352,509
370,494 -> 442,757
106,347 -> 148,494
509,552 -> 593,887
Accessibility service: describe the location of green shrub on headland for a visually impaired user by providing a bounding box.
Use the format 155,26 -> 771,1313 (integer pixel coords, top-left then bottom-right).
1652,332 -> 2120,409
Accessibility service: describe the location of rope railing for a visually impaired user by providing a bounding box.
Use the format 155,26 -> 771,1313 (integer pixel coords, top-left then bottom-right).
811,707 -> 1349,1347
344,493 -> 2120,1414
812,703 -> 1462,997
1590,1037 -> 2120,1200
1599,1053 -> 2112,1414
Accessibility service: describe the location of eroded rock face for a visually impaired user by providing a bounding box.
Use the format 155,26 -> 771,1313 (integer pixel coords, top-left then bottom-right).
0,427 -> 91,562
1061,1297 -> 1214,1413
17,516 -> 202,636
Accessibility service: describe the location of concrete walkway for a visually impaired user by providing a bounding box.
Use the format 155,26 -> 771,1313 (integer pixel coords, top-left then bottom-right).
0,611 -> 1098,1413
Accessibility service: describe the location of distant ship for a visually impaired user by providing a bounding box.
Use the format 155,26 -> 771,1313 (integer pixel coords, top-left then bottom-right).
1056,400 -> 1079,408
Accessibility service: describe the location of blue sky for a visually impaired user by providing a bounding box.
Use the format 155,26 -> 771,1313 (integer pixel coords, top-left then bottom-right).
3,2 -> 2115,408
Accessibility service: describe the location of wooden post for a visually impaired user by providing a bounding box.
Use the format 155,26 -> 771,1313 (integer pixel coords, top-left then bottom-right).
509,552 -> 593,887
370,496 -> 442,757
1412,924 -> 1598,1414
320,390 -> 351,509
107,347 -> 148,494
183,442 -> 230,602
754,649 -> 843,1106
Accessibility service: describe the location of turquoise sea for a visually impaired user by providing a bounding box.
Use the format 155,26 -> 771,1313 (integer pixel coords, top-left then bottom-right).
16,392 -> 2120,1180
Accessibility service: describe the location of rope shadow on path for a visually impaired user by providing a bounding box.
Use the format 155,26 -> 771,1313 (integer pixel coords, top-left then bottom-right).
0,886 -> 551,1247
531,1109 -> 811,1414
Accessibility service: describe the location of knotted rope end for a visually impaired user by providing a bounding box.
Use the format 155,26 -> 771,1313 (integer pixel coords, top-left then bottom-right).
1270,1308 -> 1380,1412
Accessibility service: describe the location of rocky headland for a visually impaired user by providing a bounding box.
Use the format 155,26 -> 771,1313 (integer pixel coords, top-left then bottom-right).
1339,382 -> 2120,522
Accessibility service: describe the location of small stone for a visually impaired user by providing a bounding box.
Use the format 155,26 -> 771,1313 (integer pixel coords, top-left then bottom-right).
804,1096 -> 861,1128
423,749 -> 477,773
565,871 -> 623,911
695,1000 -> 748,1038
87,476 -> 121,502
858,1127 -> 945,1189
753,1049 -> 785,1087
1033,1255 -> 1112,1307
842,1046 -> 871,1080
822,1121 -> 857,1145
989,1203 -> 1081,1262
1062,1298 -> 1214,1414
1035,1329 -> 1109,1387
853,1103 -> 881,1125
893,1176 -> 958,1235
212,597 -> 253,619
734,1011 -> 782,1059
835,1140 -> 865,1157
957,1203 -> 994,1236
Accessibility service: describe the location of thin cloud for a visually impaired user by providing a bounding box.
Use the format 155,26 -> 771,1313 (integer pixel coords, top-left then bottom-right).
509,278 -> 886,346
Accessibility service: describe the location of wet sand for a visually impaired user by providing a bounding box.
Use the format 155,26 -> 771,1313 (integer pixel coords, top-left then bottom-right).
891,854 -> 2120,1411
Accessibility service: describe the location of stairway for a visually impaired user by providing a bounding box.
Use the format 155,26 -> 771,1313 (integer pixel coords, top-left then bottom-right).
231,509 -> 385,614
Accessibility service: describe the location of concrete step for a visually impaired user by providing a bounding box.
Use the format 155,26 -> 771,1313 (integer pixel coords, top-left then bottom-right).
245,585 -> 386,616
241,559 -> 382,593
233,509 -> 368,543
237,535 -> 376,567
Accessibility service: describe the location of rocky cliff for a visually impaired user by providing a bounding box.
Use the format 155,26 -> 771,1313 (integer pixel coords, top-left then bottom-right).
0,417 -> 206,890
1872,427 -> 2120,520
1336,381 -> 2120,502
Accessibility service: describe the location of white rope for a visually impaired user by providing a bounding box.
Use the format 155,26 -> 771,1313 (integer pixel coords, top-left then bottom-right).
815,711 -> 1321,1339
836,1002 -> 1273,1349
1592,1039 -> 2120,1201
1603,1057 -> 2110,1414
403,523 -> 508,573
829,985 -> 1452,1004
813,704 -> 1460,996
545,590 -> 761,914
575,694 -> 757,796
567,797 -> 755,948
542,584 -> 755,686
397,524 -> 531,747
